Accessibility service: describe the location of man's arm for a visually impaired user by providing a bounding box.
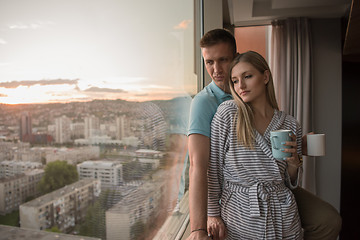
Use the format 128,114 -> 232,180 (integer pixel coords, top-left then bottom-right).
187,134 -> 210,239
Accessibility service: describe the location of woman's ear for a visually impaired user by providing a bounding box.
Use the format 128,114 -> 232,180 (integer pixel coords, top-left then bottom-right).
264,70 -> 270,85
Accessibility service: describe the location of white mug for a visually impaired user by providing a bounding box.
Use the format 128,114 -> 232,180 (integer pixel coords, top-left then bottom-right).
307,134 -> 326,156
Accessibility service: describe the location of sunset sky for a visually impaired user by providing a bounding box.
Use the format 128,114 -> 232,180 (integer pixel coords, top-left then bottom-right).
0,0 -> 196,104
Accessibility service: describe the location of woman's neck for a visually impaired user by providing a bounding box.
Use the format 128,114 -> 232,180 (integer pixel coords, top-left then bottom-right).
251,101 -> 274,135
251,100 -> 274,119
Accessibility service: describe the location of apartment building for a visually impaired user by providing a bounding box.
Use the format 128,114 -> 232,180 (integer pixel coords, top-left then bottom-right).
45,146 -> 100,165
70,122 -> 85,139
55,115 -> 71,144
19,111 -> 32,142
19,178 -> 101,232
0,141 -> 31,161
105,180 -> 165,240
115,115 -> 126,140
84,115 -> 100,139
0,169 -> 44,215
135,149 -> 163,170
77,161 -> 123,188
0,161 -> 43,178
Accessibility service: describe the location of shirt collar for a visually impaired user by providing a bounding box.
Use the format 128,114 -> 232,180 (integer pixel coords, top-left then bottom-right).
209,81 -> 232,100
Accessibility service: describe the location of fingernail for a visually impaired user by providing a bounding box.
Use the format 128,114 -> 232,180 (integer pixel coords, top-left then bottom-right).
281,142 -> 286,144
283,158 -> 287,160
281,149 -> 285,152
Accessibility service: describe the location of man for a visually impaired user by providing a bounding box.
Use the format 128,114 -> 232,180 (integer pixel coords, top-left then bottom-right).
186,28 -> 341,240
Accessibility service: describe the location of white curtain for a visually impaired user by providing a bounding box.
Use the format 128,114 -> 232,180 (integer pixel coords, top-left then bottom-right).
270,18 -> 315,194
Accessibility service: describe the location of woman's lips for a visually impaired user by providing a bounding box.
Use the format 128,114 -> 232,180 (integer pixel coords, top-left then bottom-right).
240,91 -> 249,96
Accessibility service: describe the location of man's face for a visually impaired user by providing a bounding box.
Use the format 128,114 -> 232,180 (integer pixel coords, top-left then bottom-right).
201,42 -> 235,91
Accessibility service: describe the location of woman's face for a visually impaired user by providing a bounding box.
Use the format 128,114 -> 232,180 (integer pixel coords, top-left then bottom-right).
231,61 -> 269,104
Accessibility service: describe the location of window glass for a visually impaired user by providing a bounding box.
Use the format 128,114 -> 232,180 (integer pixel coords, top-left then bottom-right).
0,0 -> 195,239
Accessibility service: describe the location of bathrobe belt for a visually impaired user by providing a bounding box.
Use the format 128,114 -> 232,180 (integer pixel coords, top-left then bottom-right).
225,180 -> 286,217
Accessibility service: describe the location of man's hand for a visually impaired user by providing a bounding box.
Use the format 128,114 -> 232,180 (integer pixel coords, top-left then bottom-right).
186,230 -> 211,240
207,216 -> 227,240
302,132 -> 314,156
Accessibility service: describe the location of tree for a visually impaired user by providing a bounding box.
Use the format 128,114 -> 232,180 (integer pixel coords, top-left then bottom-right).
41,156 -> 46,165
38,160 -> 78,194
79,190 -> 118,239
0,210 -> 19,227
25,196 -> 35,202
46,226 -> 61,233
79,198 -> 105,239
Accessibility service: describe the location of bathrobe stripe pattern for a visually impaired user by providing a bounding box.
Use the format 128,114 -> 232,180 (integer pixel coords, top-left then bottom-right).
208,100 -> 303,240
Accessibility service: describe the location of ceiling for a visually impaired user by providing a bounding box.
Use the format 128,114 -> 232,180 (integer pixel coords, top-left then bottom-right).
223,0 -> 360,58
223,0 -> 352,26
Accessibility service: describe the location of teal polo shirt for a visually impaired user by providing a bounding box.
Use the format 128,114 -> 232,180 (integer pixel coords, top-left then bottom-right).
187,81 -> 233,138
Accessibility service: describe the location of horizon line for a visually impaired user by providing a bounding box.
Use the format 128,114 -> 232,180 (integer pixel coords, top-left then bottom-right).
0,95 -> 194,106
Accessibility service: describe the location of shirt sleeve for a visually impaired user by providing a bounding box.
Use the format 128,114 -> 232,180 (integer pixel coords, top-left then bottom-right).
208,108 -> 229,216
187,94 -> 215,138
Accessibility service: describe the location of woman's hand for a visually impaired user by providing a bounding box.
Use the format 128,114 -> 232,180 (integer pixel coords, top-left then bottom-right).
207,216 -> 227,240
282,132 -> 302,183
282,132 -> 301,169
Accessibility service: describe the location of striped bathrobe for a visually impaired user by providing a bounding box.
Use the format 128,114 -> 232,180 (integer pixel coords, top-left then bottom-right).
208,100 -> 303,240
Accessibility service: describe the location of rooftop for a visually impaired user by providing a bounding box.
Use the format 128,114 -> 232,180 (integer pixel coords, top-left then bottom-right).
108,179 -> 164,214
78,161 -> 121,168
0,169 -> 44,183
135,149 -> 161,154
0,161 -> 42,167
0,174 -> 25,183
21,179 -> 99,208
0,224 -> 100,240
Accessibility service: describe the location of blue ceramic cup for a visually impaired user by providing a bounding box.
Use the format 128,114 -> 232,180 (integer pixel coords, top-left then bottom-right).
270,130 -> 292,160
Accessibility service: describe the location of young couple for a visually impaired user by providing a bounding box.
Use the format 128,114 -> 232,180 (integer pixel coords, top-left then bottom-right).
186,29 -> 341,239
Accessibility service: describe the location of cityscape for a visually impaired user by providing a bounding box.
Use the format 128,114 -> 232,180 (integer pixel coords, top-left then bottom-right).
0,0 -> 194,239
0,97 -> 191,240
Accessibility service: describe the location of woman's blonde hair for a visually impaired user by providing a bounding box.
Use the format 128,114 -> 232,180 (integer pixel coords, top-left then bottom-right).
228,51 -> 279,148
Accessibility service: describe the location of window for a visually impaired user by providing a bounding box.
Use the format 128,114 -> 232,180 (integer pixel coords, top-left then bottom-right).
0,0 -> 196,239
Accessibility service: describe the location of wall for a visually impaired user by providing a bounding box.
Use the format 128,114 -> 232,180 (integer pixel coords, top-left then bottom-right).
311,18 -> 342,211
234,26 -> 267,59
106,211 -> 130,240
203,0 -> 223,86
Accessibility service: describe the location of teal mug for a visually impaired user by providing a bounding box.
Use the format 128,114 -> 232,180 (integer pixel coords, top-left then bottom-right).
270,130 -> 292,160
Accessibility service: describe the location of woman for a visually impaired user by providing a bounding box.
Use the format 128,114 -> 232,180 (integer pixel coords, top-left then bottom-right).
207,51 -> 303,239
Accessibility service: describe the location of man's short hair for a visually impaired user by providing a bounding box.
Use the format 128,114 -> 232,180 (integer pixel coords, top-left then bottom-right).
200,28 -> 237,54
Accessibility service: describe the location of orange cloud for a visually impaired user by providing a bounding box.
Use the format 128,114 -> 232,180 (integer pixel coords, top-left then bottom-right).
174,20 -> 192,30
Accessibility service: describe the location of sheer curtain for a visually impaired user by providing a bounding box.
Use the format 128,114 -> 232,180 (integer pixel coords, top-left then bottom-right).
270,18 -> 315,193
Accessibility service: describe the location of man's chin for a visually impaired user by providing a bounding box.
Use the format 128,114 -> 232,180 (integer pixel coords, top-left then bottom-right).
213,81 -> 226,91
213,77 -> 224,82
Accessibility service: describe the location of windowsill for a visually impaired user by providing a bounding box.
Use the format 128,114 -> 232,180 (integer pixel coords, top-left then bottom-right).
153,191 -> 190,240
